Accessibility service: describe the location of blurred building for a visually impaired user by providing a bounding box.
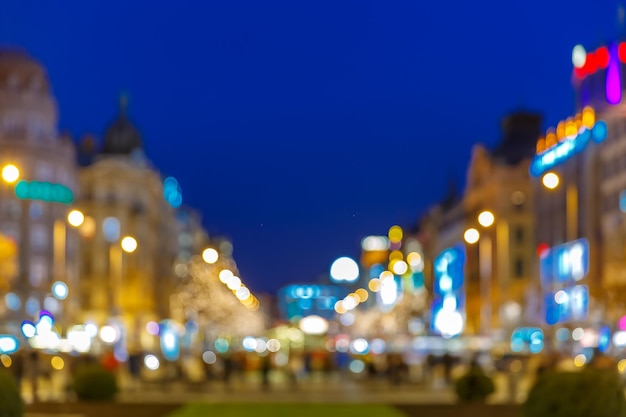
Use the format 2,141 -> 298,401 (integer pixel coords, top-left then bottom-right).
531,40 -> 626,326
0,49 -> 80,326
74,98 -> 178,349
419,111 -> 540,340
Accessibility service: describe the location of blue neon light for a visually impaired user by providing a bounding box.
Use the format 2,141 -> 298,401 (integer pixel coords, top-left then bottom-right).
598,326 -> 611,353
544,285 -> 589,325
431,244 -> 465,337
511,327 -> 543,353
530,121 -> 608,177
0,335 -> 19,354
540,238 -> 589,287
433,245 -> 465,296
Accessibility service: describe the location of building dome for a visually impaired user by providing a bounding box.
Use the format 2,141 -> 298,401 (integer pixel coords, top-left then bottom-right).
0,47 -> 50,94
102,96 -> 143,155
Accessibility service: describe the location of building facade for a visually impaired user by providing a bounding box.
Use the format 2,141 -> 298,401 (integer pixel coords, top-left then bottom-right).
74,100 -> 178,350
0,49 -> 80,327
420,111 -> 540,340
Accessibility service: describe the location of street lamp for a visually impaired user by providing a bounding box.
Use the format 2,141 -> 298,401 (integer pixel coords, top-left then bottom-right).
1,164 -> 19,184
465,211 -> 495,337
202,248 -> 219,264
542,172 -> 560,190
541,171 -> 578,243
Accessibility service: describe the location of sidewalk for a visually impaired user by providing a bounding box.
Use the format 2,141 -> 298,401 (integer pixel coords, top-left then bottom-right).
19,369 -> 530,405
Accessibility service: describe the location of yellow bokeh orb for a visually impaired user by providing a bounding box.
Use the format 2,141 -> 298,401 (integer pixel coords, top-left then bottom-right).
67,209 -> 85,227
464,228 -> 480,244
368,278 -> 381,292
202,248 -> 218,264
379,270 -> 393,280
389,250 -> 403,261
477,210 -> 495,227
121,236 -> 138,253
1,164 -> 19,184
355,288 -> 369,302
51,356 -> 64,370
542,172 -> 560,190
573,354 -> 586,367
582,106 -> 595,129
388,225 -> 403,243
334,300 -> 347,314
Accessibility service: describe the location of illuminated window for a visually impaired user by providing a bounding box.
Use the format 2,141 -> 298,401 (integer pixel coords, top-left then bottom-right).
29,202 -> 43,220
29,257 -> 47,287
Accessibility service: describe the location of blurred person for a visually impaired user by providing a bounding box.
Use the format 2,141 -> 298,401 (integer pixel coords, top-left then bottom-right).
9,350 -> 25,393
127,350 -> 142,391
442,352 -> 454,384
221,354 -> 233,389
288,353 -> 304,388
260,354 -> 271,390
26,351 -> 40,403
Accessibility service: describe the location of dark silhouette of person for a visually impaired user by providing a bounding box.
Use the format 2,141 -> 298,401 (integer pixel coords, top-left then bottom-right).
222,355 -> 233,389
260,354 -> 271,390
443,353 -> 454,384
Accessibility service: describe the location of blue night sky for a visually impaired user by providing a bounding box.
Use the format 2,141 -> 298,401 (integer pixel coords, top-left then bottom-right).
0,1 -> 621,293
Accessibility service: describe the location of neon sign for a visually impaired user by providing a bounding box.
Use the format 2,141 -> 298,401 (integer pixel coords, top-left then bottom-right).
544,285 -> 589,325
431,244 -> 465,338
540,238 -> 589,287
530,122 -> 607,176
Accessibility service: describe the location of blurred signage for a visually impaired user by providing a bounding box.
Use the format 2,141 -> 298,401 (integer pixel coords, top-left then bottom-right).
511,327 -> 543,353
529,121 -> 607,177
430,244 -> 465,338
540,238 -> 589,287
14,180 -> 73,204
544,285 -> 589,325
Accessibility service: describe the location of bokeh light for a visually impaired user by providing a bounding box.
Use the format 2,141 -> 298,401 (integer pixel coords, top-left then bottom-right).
67,209 -> 85,227
202,248 -> 218,264
388,225 -> 403,243
542,172 -> 560,190
121,236 -> 138,253
463,228 -> 480,244
1,164 -> 19,183
51,281 -> 69,300
478,210 -> 495,227
330,257 -> 359,282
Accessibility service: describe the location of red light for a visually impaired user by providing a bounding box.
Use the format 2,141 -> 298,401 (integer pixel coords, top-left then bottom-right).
537,243 -> 550,258
573,66 -> 587,79
619,42 -> 626,63
595,47 -> 610,69
583,51 -> 598,75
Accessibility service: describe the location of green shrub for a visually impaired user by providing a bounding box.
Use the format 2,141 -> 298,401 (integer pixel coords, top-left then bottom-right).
0,368 -> 23,417
523,369 -> 626,417
454,367 -> 495,403
72,363 -> 118,401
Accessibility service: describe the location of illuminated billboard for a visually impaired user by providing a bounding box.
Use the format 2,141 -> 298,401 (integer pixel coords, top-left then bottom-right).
430,244 -> 466,338
540,238 -> 589,287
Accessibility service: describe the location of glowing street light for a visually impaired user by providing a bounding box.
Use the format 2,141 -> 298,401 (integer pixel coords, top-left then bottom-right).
202,248 -> 219,264
478,210 -> 495,228
1,164 -> 20,184
67,209 -> 85,227
464,228 -> 480,244
542,172 -> 560,190
121,236 -> 138,253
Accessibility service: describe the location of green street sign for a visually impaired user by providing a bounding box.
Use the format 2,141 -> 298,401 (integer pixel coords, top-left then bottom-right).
14,180 -> 73,205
